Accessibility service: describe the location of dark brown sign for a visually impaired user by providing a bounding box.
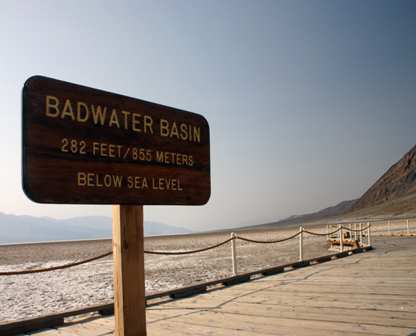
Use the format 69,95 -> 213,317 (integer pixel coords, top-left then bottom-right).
22,76 -> 210,205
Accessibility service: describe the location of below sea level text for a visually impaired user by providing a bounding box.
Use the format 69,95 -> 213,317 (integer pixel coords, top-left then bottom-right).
77,172 -> 183,191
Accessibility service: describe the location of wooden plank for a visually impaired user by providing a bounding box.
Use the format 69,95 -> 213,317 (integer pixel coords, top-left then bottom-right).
0,316 -> 63,336
112,205 -> 146,336
217,302 -> 416,328
169,310 -> 415,336
234,294 -> 416,313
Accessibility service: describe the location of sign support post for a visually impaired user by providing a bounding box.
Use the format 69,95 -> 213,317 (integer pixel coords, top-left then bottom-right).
22,75 -> 211,336
112,205 -> 146,336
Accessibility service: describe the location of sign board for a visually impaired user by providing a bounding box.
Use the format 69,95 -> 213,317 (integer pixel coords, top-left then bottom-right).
22,76 -> 210,205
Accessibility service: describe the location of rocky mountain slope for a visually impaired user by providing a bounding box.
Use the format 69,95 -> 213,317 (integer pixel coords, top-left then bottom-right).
352,144 -> 416,211
245,144 -> 416,230
248,199 -> 356,230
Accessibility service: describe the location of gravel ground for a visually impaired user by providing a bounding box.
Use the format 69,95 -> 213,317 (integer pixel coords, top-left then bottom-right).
0,221 -> 409,323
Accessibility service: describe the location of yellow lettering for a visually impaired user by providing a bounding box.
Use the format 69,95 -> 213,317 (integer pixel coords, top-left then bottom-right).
61,99 -> 75,120
156,151 -> 164,162
132,113 -> 142,132
92,142 -> 100,156
76,101 -> 89,122
109,109 -> 120,128
180,123 -> 188,141
144,115 -> 154,134
108,144 -> 116,158
45,95 -> 60,118
77,172 -> 86,186
121,110 -> 131,130
193,126 -> 201,143
114,175 -> 122,188
170,122 -> 179,139
127,176 -> 148,189
160,119 -> 169,137
87,173 -> 94,187
91,104 -> 107,125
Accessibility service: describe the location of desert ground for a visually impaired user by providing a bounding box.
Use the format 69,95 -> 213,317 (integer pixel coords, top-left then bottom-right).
0,219 -> 412,323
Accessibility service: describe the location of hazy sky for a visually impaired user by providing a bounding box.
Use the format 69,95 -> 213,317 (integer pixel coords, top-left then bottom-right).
0,1 -> 415,231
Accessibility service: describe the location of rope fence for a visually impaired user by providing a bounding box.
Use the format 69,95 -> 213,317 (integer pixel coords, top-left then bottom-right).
0,223 -> 374,277
303,227 -> 341,236
236,231 -> 301,244
144,237 -> 234,255
0,251 -> 112,276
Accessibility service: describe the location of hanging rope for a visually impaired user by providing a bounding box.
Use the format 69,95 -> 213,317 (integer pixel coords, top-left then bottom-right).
237,231 -> 300,244
143,237 -> 234,255
303,227 -> 341,236
342,225 -> 370,232
0,251 -> 112,276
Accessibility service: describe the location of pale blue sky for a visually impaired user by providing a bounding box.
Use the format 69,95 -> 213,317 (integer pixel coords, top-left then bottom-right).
0,1 -> 415,231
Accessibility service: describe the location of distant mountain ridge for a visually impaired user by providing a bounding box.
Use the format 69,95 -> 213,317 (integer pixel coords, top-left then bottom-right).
352,144 -> 416,211
0,213 -> 191,244
243,199 -> 357,230
244,144 -> 416,230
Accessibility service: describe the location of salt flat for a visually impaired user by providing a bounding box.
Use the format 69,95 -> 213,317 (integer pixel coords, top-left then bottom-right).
0,226 -> 330,322
20,236 -> 416,335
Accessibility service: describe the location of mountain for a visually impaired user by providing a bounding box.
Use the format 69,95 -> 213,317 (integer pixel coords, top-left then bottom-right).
351,144 -> 416,212
242,144 -> 416,231
0,213 -> 191,244
240,199 -> 357,230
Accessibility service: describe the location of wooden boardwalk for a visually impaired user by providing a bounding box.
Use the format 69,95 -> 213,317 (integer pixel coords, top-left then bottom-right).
30,237 -> 416,335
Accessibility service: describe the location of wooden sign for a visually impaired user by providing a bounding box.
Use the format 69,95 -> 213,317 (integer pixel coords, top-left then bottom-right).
22,76 -> 210,205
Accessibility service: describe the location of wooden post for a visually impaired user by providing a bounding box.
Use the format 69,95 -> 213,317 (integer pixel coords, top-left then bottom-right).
112,205 -> 146,336
406,219 -> 410,235
388,220 -> 391,235
299,226 -> 303,261
326,224 -> 329,241
354,223 -> 358,241
231,232 -> 237,275
359,222 -> 363,244
339,225 -> 343,252
367,223 -> 371,246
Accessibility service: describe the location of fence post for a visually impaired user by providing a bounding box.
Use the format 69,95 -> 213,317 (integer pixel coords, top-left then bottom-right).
354,223 -> 358,241
367,223 -> 371,246
326,224 -> 329,241
388,220 -> 391,235
359,222 -> 363,244
231,232 -> 237,275
299,226 -> 303,261
407,219 -> 410,235
339,225 -> 343,252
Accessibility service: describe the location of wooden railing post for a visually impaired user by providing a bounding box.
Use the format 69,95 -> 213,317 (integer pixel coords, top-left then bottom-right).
354,223 -> 358,241
299,226 -> 303,261
388,220 -> 391,235
407,219 -> 410,235
339,225 -> 343,252
359,222 -> 363,244
231,232 -> 237,275
367,223 -> 371,246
